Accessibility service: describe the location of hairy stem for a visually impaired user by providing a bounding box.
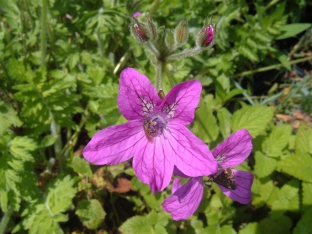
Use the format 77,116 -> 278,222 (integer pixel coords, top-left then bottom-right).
0,205 -> 14,234
61,108 -> 89,157
166,47 -> 203,62
163,65 -> 175,87
155,62 -> 163,91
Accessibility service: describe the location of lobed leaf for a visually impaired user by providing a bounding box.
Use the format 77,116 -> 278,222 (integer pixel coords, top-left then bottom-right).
262,124 -> 292,157
45,175 -> 77,215
0,102 -> 22,135
278,153 -> 312,182
192,99 -> 219,143
254,151 -> 277,178
295,124 -> 312,154
76,199 -> 106,230
231,106 -> 274,137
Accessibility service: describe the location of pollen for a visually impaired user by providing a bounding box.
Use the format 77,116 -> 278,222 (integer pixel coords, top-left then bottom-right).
143,115 -> 167,137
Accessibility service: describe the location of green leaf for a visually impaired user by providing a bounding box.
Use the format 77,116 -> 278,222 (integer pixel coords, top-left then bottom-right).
147,210 -> 158,226
239,222 -> 260,234
251,177 -> 276,205
276,23 -> 312,40
0,102 -> 22,134
87,65 -> 106,85
119,215 -> 152,234
45,175 -> 77,215
71,156 -> 92,177
192,100 -> 219,143
231,105 -> 274,137
76,199 -> 106,230
272,49 -> 291,70
259,215 -> 292,233
22,204 -> 65,234
293,207 -> 312,234
262,124 -> 292,157
18,172 -> 41,203
278,153 -> 312,182
40,135 -> 56,148
223,88 -> 245,103
271,180 -> 299,217
0,190 -> 8,212
295,124 -> 312,154
156,211 -> 170,227
239,45 -> 258,61
143,190 -> 164,210
9,136 -> 37,162
216,74 -> 230,93
220,225 -> 236,234
217,108 -> 232,139
302,182 -> 312,209
254,151 -> 277,178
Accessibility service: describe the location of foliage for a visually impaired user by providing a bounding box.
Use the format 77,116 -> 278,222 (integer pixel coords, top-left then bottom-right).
0,0 -> 311,233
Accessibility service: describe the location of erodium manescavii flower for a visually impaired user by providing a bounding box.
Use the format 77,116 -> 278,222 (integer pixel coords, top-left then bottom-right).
83,68 -> 218,193
162,129 -> 254,220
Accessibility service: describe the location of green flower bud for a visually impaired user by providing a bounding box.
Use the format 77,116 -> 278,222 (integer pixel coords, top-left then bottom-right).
147,17 -> 158,40
165,29 -> 175,49
174,18 -> 188,44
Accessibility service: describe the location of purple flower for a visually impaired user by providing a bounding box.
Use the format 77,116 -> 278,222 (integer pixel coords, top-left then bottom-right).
133,11 -> 141,18
162,129 -> 254,220
83,68 -> 218,193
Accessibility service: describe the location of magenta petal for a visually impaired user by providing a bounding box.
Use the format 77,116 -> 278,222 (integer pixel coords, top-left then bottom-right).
158,80 -> 202,125
118,68 -> 161,120
213,129 -> 252,168
168,123 -> 218,177
133,11 -> 141,18
132,135 -> 174,193
172,178 -> 182,194
162,177 -> 204,221
173,166 -> 189,178
83,120 -> 145,165
217,170 -> 254,204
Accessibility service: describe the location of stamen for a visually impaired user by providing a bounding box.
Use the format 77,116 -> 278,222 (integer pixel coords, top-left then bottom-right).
143,115 -> 167,137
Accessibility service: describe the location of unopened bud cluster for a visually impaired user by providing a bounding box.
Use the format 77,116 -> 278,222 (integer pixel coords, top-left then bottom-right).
129,17 -> 215,63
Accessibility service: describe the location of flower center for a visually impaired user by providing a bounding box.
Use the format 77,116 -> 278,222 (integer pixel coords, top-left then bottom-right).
143,115 -> 167,137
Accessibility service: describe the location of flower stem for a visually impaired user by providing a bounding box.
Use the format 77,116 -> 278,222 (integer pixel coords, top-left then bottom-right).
40,0 -> 47,68
0,205 -> 13,234
163,65 -> 176,87
147,41 -> 160,57
50,114 -> 65,171
233,55 -> 312,77
61,108 -> 89,156
155,62 -> 163,91
166,47 -> 203,62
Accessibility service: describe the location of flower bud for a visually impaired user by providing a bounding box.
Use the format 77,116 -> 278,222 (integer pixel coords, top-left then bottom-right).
133,11 -> 141,18
165,29 -> 175,49
155,26 -> 168,54
147,17 -> 158,40
196,24 -> 214,48
174,18 -> 188,44
129,18 -> 150,43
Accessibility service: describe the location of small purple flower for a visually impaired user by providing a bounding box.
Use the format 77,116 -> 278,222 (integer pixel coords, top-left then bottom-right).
133,11 -> 141,18
83,68 -> 218,193
162,129 -> 254,220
